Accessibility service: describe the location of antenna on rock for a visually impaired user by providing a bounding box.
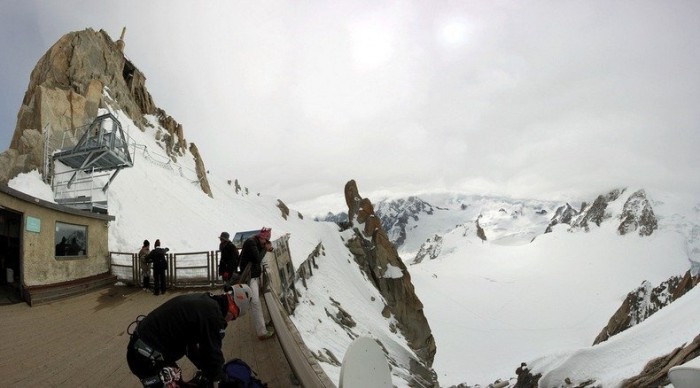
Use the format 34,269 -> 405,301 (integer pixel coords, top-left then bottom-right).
116,26 -> 126,52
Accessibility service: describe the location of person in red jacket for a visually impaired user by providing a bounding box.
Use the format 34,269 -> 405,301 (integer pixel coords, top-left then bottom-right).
127,284 -> 252,387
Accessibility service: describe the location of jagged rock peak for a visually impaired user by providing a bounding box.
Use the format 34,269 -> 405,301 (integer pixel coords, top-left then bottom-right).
375,196 -> 437,219
544,188 -> 660,237
616,271 -> 700,387
544,203 -> 579,233
343,180 -> 437,385
0,28 -> 211,196
570,188 -> 626,231
13,28 -> 153,147
618,189 -> 658,236
412,234 -> 443,264
315,211 -> 348,224
593,270 -> 699,345
374,195 -> 438,247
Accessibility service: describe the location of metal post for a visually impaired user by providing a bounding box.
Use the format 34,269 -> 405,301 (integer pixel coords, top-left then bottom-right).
169,253 -> 174,289
102,167 -> 122,192
132,253 -> 138,287
301,266 -> 307,289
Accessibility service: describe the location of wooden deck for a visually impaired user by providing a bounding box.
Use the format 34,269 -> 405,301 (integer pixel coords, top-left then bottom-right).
0,285 -> 297,387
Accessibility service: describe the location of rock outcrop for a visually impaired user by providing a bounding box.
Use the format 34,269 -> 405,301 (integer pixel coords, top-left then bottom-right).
544,188 -> 659,238
544,203 -> 579,233
0,28 -> 211,196
412,234 -> 443,264
594,270 -> 700,345
374,196 -> 437,248
476,216 -> 487,241
622,332 -> 700,387
188,143 -> 212,198
513,363 -> 542,388
570,188 -> 625,231
343,180 -> 437,386
618,189 -> 658,236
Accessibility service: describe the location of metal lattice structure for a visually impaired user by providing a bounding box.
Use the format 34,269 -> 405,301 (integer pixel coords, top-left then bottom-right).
51,113 -> 134,213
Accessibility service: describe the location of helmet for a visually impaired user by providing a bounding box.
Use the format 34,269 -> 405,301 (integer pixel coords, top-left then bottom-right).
229,284 -> 252,317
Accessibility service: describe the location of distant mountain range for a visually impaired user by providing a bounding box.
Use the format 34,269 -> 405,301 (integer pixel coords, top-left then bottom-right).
320,187 -> 700,385
321,188 -> 698,264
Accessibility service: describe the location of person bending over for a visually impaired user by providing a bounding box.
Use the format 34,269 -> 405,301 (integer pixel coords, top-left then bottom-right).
126,285 -> 253,387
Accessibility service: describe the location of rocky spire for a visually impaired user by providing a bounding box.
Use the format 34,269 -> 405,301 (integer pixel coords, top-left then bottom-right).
343,179 -> 437,386
0,28 -> 212,197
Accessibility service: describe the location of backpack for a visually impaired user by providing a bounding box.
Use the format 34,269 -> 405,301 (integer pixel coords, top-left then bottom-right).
220,358 -> 268,388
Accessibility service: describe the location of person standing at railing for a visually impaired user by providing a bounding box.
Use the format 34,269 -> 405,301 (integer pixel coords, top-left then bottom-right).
238,227 -> 275,341
217,232 -> 240,286
146,239 -> 169,296
138,240 -> 151,291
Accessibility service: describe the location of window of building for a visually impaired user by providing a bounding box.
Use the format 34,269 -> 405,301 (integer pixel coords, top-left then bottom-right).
55,222 -> 87,257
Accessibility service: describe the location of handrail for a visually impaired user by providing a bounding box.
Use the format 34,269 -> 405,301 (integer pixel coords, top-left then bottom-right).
265,289 -> 337,388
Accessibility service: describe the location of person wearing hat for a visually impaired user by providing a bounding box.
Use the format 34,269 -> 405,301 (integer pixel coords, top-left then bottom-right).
217,232 -> 240,286
145,239 -> 169,296
238,227 -> 275,340
127,284 -> 253,387
138,240 -> 151,291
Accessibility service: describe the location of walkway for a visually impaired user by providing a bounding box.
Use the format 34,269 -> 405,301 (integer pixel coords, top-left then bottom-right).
0,285 -> 297,387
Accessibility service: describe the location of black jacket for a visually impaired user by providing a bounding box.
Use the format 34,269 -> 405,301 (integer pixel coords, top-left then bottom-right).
136,293 -> 227,380
238,237 -> 267,279
146,247 -> 168,271
218,240 -> 240,276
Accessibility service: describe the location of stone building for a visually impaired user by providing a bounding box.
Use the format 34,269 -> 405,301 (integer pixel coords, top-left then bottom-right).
0,184 -> 114,305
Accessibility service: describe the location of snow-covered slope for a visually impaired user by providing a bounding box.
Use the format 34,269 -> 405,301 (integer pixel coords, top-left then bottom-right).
534,283 -> 700,387
406,188 -> 700,386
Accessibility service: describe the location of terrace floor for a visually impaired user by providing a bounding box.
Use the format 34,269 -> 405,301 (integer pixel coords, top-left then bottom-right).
0,285 -> 297,387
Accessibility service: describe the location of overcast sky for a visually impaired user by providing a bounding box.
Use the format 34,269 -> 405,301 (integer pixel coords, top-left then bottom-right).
1,1 -> 699,213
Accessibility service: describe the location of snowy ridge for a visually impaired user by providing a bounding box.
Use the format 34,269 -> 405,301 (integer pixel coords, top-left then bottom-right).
370,193 -> 561,258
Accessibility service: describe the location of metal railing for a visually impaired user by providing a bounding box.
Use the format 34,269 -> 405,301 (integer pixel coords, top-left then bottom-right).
109,251 -> 138,284
169,250 -> 218,287
109,250 -> 223,288
109,235 -> 298,295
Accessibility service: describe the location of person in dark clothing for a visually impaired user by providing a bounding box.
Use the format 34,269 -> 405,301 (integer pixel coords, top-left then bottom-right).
238,227 -> 275,340
55,237 -> 68,256
67,237 -> 81,255
138,240 -> 151,291
145,239 -> 169,295
127,285 -> 253,387
217,232 -> 240,286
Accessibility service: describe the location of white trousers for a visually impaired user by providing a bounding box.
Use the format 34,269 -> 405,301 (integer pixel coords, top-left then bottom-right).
249,277 -> 266,336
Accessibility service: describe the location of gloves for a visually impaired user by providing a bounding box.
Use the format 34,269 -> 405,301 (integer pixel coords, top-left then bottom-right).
222,272 -> 230,281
